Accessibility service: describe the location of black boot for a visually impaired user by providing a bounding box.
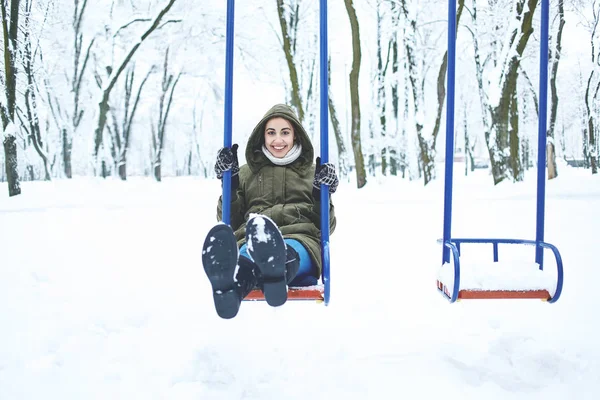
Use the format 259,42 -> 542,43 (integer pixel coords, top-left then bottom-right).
238,248 -> 298,295
285,246 -> 300,284
246,215 -> 288,307
237,255 -> 260,298
202,224 -> 242,319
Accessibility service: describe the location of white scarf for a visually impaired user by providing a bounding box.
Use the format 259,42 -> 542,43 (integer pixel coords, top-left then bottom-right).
262,143 -> 302,166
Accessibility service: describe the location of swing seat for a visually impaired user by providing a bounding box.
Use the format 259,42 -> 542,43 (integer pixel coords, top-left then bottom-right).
244,285 -> 324,302
437,238 -> 564,303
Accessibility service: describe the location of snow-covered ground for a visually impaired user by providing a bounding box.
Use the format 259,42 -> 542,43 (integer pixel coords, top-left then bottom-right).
1,163 -> 599,399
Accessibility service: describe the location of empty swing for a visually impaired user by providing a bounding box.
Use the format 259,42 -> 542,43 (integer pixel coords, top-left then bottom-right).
220,0 -> 332,305
436,0 -> 564,302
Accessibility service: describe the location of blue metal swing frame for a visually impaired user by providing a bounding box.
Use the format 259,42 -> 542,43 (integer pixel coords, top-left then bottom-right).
221,0 -> 331,305
439,0 -> 564,303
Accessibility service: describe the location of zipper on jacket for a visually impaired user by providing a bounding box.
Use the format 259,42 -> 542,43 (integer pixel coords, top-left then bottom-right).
282,167 -> 286,202
258,173 -> 263,195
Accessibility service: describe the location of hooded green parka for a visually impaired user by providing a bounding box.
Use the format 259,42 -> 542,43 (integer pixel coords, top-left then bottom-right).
217,104 -> 336,275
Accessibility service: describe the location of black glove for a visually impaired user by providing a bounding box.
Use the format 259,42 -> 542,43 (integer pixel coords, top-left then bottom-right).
215,144 -> 239,179
215,144 -> 240,192
313,157 -> 338,198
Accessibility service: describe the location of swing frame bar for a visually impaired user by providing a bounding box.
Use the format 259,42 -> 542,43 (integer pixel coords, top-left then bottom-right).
439,0 -> 564,303
221,0 -> 331,305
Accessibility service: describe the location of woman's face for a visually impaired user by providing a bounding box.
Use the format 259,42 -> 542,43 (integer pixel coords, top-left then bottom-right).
264,117 -> 295,158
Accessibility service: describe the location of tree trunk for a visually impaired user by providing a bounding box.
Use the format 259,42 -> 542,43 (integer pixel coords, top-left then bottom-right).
2,0 -> 19,120
154,163 -> 161,182
101,159 -> 109,178
344,0 -> 366,188
584,72 -> 599,174
1,0 -> 21,195
23,87 -> 52,181
376,1 -> 388,176
463,107 -> 471,175
62,128 -> 72,178
118,163 -> 127,180
389,2 -> 399,176
3,134 -> 20,196
547,0 -> 565,179
547,143 -> 556,178
509,89 -> 522,180
400,47 -> 410,179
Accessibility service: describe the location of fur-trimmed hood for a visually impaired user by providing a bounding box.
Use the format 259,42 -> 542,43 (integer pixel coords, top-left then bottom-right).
244,104 -> 314,173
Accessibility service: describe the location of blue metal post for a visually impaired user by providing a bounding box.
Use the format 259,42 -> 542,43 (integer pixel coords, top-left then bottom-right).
222,0 -> 235,225
320,0 -> 331,305
535,0 -> 549,267
442,0 -> 457,264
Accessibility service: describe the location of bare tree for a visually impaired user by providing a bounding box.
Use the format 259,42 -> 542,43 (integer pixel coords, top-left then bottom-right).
327,58 -> 349,177
344,0 -> 367,188
1,0 -> 21,196
375,0 -> 390,176
582,0 -> 599,174
547,0 -> 566,179
399,0 -> 436,185
17,0 -> 52,181
107,64 -> 153,180
427,0 -> 465,181
191,99 -> 209,178
93,0 -> 177,173
468,0 -> 493,176
276,0 -> 304,122
46,0 -> 95,179
470,0 -> 538,184
151,48 -> 181,182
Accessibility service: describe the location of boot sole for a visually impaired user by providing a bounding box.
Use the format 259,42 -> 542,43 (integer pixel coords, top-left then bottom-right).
246,215 -> 287,307
202,224 -> 240,319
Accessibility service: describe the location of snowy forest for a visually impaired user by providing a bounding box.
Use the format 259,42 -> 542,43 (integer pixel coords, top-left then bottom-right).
1,0 -> 599,196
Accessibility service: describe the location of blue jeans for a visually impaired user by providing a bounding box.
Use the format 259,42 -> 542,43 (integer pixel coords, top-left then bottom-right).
239,239 -> 318,286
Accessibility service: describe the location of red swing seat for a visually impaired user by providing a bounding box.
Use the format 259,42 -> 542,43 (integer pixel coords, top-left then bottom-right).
244,285 -> 325,302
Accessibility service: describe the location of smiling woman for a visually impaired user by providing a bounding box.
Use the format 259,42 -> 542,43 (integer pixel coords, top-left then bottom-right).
200,103 -> 339,319
264,117 -> 296,158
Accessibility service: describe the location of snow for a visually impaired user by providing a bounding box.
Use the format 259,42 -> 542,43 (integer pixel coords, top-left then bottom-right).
248,214 -> 271,244
2,122 -> 18,141
1,166 -> 600,399
438,260 -> 558,296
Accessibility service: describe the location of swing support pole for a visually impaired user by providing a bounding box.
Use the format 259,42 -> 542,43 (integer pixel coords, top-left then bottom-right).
319,0 -> 331,305
535,0 -> 550,267
222,0 -> 235,225
441,0 -> 457,265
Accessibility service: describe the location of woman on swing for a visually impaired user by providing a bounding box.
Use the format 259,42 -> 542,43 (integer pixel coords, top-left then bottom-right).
201,103 -> 338,319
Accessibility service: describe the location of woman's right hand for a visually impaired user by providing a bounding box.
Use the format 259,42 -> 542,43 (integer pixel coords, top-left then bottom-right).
215,144 -> 239,179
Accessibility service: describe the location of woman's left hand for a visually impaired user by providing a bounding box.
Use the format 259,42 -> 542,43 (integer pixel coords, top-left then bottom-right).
313,157 -> 339,194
